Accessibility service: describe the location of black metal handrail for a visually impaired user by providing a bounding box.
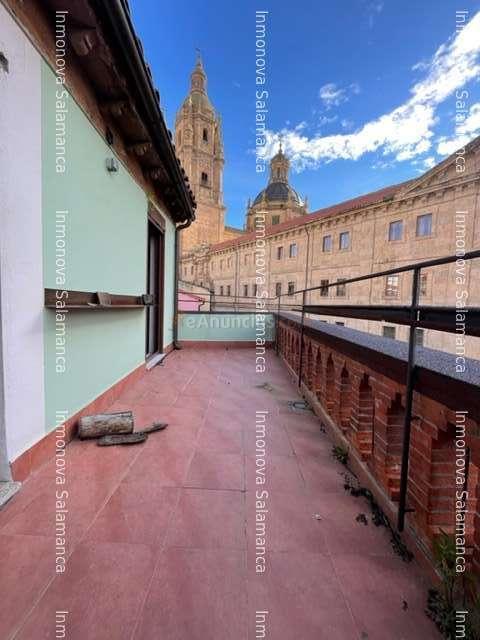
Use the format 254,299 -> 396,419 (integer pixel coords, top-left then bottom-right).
273,249 -> 480,532
201,249 -> 480,532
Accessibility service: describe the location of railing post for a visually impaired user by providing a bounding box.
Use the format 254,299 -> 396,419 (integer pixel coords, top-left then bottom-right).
275,296 -> 280,356
298,290 -> 307,388
397,267 -> 420,531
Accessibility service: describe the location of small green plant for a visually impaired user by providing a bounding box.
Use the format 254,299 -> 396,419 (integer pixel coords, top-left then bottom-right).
332,444 -> 349,465
426,530 -> 480,639
433,531 -> 458,610
342,472 -> 413,562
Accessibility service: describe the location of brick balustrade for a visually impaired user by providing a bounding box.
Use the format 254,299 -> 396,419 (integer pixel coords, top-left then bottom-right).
277,314 -> 480,575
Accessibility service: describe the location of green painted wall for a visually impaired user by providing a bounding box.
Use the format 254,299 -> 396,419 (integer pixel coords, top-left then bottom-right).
178,313 -> 275,342
42,62 -> 151,430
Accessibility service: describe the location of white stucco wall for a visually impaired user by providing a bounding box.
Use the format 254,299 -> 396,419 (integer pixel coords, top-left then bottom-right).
0,4 -> 46,463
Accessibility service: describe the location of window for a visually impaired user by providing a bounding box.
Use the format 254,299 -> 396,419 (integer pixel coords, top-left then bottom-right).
276,246 -> 284,260
220,259 -> 224,269
288,282 -> 295,296
200,281 -> 203,288
289,243 -> 298,258
322,235 -> 332,252
320,279 -> 329,297
389,220 -> 403,241
383,326 -> 396,339
244,254 -> 249,265
220,286 -> 224,296
336,278 -> 346,297
339,231 -> 350,250
227,257 -> 232,268
201,171 -> 208,185
202,128 -> 208,142
275,282 -> 282,297
385,275 -> 400,298
416,213 -> 432,237
227,285 -> 231,297
253,284 -> 258,297
271,215 -> 280,225
243,284 -> 248,297
415,328 -> 425,347
419,273 -> 428,296
190,266 -> 194,275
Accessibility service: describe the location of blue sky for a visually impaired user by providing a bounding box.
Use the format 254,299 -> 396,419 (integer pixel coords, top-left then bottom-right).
129,0 -> 480,229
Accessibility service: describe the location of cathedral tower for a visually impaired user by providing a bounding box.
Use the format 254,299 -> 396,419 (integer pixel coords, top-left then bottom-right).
175,55 -> 226,252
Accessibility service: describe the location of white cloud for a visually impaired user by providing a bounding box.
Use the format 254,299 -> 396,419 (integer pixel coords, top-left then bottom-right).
423,156 -> 436,169
366,1 -> 384,28
412,60 -> 429,72
258,12 -> 480,172
318,82 -> 360,109
436,102 -> 480,155
318,114 -> 338,127
372,159 -> 395,170
294,121 -> 308,131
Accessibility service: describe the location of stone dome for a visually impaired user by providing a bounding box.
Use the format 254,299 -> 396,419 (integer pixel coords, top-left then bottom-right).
253,182 -> 301,205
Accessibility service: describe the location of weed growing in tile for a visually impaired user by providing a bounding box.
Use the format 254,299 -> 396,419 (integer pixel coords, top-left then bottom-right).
331,445 -> 349,465
426,531 -> 480,639
341,473 -> 413,563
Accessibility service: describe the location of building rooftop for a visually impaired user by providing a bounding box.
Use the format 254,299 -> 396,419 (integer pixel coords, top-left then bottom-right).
211,179 -> 411,253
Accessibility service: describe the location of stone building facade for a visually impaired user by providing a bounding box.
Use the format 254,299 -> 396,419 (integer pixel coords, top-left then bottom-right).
175,56 -> 243,252
180,137 -> 480,355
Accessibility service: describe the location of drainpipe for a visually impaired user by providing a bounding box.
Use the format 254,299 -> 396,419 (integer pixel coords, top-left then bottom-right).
235,247 -> 240,312
174,218 -> 193,349
0,260 -> 12,482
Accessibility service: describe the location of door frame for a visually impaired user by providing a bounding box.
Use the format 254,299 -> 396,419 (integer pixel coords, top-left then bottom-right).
145,206 -> 166,362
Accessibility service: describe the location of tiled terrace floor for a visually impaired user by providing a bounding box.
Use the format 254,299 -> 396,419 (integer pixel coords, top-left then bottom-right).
1,347 -> 440,639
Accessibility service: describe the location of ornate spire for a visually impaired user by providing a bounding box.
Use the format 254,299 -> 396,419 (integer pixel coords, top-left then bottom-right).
269,143 -> 290,184
190,50 -> 207,94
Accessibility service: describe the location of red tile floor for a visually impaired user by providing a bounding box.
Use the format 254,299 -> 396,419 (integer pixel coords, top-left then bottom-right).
0,347 -> 441,639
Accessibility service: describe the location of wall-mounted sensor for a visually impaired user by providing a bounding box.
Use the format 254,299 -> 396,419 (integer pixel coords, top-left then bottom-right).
106,157 -> 119,172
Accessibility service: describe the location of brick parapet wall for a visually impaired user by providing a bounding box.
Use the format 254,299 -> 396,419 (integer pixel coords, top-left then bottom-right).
277,315 -> 480,575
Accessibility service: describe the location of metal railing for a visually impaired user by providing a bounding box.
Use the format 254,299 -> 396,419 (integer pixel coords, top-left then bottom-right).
274,249 -> 480,531
185,249 -> 480,531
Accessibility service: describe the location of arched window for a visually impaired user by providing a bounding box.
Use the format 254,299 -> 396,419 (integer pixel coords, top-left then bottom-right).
203,128 -> 208,142
201,172 -> 208,185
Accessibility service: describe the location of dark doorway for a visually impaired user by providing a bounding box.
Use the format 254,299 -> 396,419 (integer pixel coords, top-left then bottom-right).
146,220 -> 164,360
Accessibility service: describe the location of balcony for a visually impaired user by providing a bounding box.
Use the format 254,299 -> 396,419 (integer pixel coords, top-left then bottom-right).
0,344 -> 443,639
2,254 -> 479,639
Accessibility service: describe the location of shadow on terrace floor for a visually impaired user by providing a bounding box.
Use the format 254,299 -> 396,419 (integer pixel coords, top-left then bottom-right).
0,347 -> 440,639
